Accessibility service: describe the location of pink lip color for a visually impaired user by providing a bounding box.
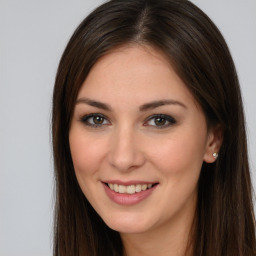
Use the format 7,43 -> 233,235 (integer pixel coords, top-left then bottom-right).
103,182 -> 158,206
103,180 -> 156,186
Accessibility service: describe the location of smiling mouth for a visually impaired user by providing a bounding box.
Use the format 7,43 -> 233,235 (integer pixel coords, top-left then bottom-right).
106,183 -> 158,194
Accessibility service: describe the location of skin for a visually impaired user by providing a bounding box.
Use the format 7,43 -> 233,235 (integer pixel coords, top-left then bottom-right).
69,45 -> 221,256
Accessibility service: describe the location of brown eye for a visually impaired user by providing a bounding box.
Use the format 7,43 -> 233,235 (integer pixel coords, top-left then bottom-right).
144,114 -> 176,129
81,114 -> 110,127
154,117 -> 167,126
93,116 -> 104,124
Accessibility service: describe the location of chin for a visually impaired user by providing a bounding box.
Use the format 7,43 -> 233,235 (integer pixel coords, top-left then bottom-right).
102,213 -> 153,234
109,223 -> 149,234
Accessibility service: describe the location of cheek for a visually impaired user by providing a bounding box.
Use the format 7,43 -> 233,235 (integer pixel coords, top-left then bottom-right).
69,129 -> 107,178
146,128 -> 207,177
145,130 -> 206,217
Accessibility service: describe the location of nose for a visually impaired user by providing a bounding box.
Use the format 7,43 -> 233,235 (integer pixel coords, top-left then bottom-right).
108,125 -> 145,172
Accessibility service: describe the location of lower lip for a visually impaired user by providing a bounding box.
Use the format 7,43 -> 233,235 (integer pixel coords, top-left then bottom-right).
103,183 -> 158,206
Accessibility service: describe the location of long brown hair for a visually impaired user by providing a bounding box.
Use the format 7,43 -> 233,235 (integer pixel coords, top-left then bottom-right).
52,0 -> 256,255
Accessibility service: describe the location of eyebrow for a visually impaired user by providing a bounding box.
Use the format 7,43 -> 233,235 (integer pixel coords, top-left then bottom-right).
139,99 -> 187,111
76,98 -> 112,111
76,98 -> 187,111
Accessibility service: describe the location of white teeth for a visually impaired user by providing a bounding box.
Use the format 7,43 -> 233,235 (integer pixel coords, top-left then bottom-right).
114,184 -> 119,192
127,185 -> 135,194
141,184 -> 147,191
108,183 -> 154,194
135,184 -> 142,193
147,184 -> 152,189
119,185 -> 126,194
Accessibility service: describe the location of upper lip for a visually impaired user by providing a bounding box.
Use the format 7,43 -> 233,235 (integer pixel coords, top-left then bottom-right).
102,180 -> 158,186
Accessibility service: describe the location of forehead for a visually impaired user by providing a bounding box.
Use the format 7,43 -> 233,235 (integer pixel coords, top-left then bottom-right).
77,45 -> 196,108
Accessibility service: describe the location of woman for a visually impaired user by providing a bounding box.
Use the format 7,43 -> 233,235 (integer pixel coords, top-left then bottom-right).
52,0 -> 256,255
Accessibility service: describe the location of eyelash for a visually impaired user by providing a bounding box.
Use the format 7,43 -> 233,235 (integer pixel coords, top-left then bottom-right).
80,113 -> 176,129
80,113 -> 110,128
144,114 -> 176,128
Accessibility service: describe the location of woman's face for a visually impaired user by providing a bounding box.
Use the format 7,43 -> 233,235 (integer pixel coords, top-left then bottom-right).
69,45 -> 217,234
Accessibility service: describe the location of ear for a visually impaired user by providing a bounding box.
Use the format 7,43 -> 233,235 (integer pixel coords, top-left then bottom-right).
203,124 -> 223,163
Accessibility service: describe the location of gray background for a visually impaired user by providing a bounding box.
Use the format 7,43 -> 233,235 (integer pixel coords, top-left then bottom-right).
0,0 -> 255,255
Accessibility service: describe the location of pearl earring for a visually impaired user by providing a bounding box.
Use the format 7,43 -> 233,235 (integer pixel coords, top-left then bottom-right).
213,152 -> 218,159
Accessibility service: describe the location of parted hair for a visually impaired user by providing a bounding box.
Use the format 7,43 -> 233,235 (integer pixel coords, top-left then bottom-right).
52,0 -> 256,255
